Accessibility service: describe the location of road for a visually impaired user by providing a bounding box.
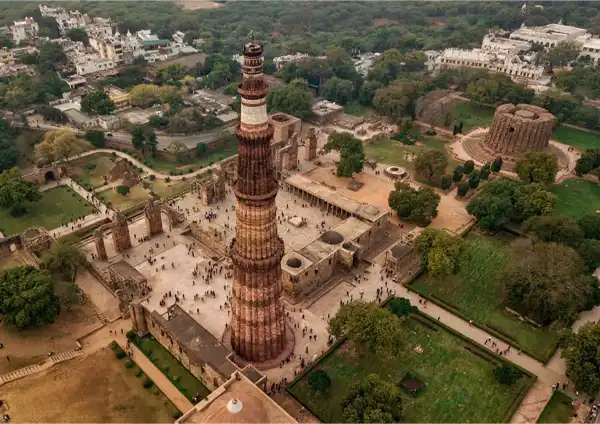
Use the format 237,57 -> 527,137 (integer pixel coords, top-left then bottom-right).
17,121 -> 235,150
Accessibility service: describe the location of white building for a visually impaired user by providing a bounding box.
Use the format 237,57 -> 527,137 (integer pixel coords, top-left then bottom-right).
11,18 -> 39,44
273,53 -> 312,70
482,34 -> 531,54
75,54 -> 116,76
435,48 -> 547,83
173,31 -> 185,44
353,52 -> 380,76
510,23 -> 586,47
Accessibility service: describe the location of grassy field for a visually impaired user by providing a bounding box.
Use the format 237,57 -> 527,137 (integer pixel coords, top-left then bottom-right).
454,101 -> 495,131
343,101 -> 367,116
144,136 -> 238,174
411,232 -> 561,362
551,178 -> 600,220
147,178 -> 192,198
289,314 -> 533,423
537,391 -> 575,423
552,126 -> 600,151
67,153 -> 116,189
99,185 -> 149,210
131,335 -> 210,402
0,186 -> 95,236
365,136 -> 460,173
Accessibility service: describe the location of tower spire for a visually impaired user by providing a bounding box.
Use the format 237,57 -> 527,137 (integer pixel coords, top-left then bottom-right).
229,38 -> 288,363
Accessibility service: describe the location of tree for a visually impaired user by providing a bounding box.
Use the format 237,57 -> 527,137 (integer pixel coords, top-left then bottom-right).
322,77 -> 355,105
0,168 -> 41,215
440,175 -> 452,190
308,370 -> 331,393
414,150 -> 448,183
452,165 -> 464,183
131,126 -> 157,156
116,185 -> 130,196
35,129 -> 85,162
40,240 -> 86,279
359,81 -> 382,106
577,239 -> 600,273
37,42 -> 67,72
562,322 -> 600,396
196,142 -> 208,157
329,301 -> 401,356
522,215 -> 584,248
388,182 -> 440,227
415,228 -> 464,279
493,364 -> 522,386
388,297 -> 417,317
129,84 -> 161,107
575,149 -> 600,176
267,78 -> 312,119
323,132 -> 365,177
542,41 -> 581,68
513,183 -> 557,222
167,141 -> 189,163
0,265 -> 60,330
342,374 -> 403,423
457,182 -> 469,197
0,128 -> 18,173
502,240 -> 593,325
463,160 -> 475,174
372,79 -> 426,120
578,214 -> 600,240
480,163 -> 491,180
37,105 -> 65,123
66,28 -> 89,46
81,90 -> 116,115
84,130 -> 106,148
491,157 -> 503,173
515,152 -> 558,185
468,169 -> 481,189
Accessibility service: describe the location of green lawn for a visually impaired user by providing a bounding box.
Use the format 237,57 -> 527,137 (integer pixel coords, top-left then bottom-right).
343,101 -> 367,116
537,391 -> 575,423
147,178 -> 192,198
289,314 -> 533,423
365,136 -> 460,171
0,186 -> 95,236
551,178 -> 600,220
130,335 -> 210,402
67,154 -> 116,189
454,101 -> 495,131
98,185 -> 149,211
552,126 -> 600,151
411,232 -> 562,362
144,136 -> 238,175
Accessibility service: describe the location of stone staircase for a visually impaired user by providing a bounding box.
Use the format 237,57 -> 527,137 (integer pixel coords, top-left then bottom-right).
0,364 -> 42,385
97,312 -> 108,324
50,349 -> 84,364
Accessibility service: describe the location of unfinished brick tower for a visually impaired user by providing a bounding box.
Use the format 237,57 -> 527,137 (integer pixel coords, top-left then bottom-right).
229,38 -> 288,363
483,104 -> 555,161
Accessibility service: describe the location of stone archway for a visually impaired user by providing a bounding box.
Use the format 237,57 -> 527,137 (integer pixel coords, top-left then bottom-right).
44,170 -> 56,182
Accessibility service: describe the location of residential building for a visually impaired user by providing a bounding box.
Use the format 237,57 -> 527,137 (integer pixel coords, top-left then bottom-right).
11,18 -> 39,44
64,109 -> 98,129
172,31 -> 185,44
353,52 -> 380,76
75,54 -> 117,76
105,85 -> 131,111
98,115 -> 120,130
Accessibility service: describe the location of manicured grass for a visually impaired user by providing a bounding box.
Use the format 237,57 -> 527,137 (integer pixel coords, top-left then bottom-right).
147,178 -> 192,198
144,137 -> 238,175
552,126 -> 600,151
537,391 -> 575,423
98,185 -> 149,211
343,101 -> 367,116
454,101 -> 495,131
130,335 -> 210,402
411,232 -> 561,362
0,186 -> 95,236
67,154 -> 115,189
289,314 -> 533,423
551,178 -> 600,220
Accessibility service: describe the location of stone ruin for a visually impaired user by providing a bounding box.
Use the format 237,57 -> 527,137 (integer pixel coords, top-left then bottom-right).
191,168 -> 226,206
415,90 -> 456,128
304,128 -> 318,161
274,133 -> 299,175
111,212 -> 132,253
144,195 -> 163,237
21,227 -> 53,256
461,103 -> 568,170
189,222 -> 228,257
109,158 -> 140,187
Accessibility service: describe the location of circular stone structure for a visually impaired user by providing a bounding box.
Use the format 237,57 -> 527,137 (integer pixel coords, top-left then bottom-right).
482,104 -> 555,160
320,231 -> 344,245
384,165 -> 408,180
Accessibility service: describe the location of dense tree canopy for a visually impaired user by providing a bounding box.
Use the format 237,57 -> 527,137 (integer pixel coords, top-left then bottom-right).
131,126 -> 158,157
388,182 -> 440,227
267,78 -> 312,119
0,168 -> 40,216
502,240 -> 595,325
522,215 -> 584,248
35,129 -> 85,162
342,374 -> 403,423
329,301 -> 401,356
415,228 -> 464,279
578,214 -> 600,240
515,152 -> 558,185
322,77 -> 355,105
541,41 -> 581,68
414,150 -> 448,183
0,265 -> 60,330
81,90 -> 116,115
323,132 -> 365,177
562,322 -> 600,397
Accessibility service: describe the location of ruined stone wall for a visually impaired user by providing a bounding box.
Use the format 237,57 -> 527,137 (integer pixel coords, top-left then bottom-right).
483,104 -> 555,159
0,234 -> 23,258
144,197 -> 163,237
111,213 -> 132,253
305,128 -> 317,161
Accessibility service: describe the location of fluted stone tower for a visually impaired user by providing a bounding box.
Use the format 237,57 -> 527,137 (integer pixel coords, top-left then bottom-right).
483,104 -> 555,160
229,39 -> 287,363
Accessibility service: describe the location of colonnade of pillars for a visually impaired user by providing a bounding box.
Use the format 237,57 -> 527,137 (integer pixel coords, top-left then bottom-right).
283,182 -> 351,219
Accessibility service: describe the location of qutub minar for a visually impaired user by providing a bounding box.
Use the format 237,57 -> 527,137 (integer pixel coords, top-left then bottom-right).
229,35 -> 288,363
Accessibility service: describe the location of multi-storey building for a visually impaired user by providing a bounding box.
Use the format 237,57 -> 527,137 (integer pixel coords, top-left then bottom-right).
11,18 -> 38,44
